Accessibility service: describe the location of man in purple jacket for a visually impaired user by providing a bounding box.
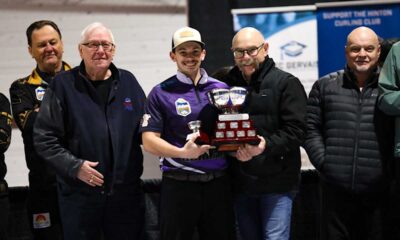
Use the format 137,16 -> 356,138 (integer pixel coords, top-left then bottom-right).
141,26 -> 236,240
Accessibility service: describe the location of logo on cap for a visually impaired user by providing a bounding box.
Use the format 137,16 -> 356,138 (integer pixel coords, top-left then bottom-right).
179,30 -> 195,38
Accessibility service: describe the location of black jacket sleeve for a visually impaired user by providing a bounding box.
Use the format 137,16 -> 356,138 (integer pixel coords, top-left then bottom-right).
0,93 -> 12,181
9,81 -> 38,134
0,93 -> 12,154
33,88 -> 83,179
303,79 -> 325,170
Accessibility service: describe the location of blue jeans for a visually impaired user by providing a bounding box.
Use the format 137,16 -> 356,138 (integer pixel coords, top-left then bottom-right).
235,192 -> 295,240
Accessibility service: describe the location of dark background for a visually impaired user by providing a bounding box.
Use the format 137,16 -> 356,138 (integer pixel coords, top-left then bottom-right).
188,0 -> 353,74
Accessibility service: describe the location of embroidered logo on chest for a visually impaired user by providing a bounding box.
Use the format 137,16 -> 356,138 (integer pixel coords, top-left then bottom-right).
35,86 -> 46,101
175,98 -> 191,116
32,213 -> 51,229
123,97 -> 133,111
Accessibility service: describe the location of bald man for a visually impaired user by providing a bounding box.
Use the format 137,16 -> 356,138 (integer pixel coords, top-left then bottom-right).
304,26 -> 394,239
220,27 -> 307,240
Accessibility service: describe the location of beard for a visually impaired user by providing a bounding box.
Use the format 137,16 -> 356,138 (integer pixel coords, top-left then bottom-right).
237,58 -> 260,71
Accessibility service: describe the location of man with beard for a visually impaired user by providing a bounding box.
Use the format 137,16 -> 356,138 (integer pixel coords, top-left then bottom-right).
220,27 -> 307,240
305,26 -> 394,239
10,20 -> 70,239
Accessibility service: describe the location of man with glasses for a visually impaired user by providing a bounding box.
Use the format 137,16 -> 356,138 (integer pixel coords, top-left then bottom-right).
141,26 -> 236,240
220,27 -> 307,240
10,20 -> 70,239
33,22 -> 146,240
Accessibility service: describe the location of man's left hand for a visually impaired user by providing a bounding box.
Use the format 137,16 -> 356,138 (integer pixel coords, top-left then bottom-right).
235,135 -> 266,162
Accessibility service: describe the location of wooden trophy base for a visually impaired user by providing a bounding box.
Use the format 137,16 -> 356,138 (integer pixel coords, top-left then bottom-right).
212,138 -> 261,152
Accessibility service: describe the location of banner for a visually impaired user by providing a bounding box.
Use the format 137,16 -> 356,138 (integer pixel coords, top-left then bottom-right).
317,0 -> 400,77
232,6 -> 317,94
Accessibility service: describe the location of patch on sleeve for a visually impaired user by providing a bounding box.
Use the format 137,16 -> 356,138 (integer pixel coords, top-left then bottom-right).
141,114 -> 151,127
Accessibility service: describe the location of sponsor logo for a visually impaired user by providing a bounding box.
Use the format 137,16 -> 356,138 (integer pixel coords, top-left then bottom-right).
175,98 -> 191,116
123,97 -> 133,111
280,41 -> 307,58
35,87 -> 46,101
141,114 -> 151,127
33,213 -> 51,229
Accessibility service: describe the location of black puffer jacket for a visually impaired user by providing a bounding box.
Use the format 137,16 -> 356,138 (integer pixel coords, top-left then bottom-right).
222,57 -> 307,194
304,67 -> 394,193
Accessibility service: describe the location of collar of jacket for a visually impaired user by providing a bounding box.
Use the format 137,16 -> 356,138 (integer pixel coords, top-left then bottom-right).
176,68 -> 209,85
78,60 -> 119,83
250,56 -> 275,84
227,56 -> 275,87
27,61 -> 72,85
77,61 -> 120,104
343,64 -> 380,89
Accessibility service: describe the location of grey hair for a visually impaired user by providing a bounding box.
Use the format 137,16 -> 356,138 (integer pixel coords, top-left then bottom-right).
80,22 -> 115,44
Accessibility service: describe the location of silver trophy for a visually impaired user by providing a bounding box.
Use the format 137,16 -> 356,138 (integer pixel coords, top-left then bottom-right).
207,87 -> 260,151
187,120 -> 201,134
229,87 -> 247,110
187,120 -> 209,144
207,88 -> 230,112
208,87 -> 249,121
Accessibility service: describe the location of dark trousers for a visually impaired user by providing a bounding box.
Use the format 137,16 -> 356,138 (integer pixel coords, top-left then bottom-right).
319,182 -> 389,240
385,181 -> 400,240
0,196 -> 9,240
27,188 -> 63,240
160,175 -> 236,240
59,185 -> 144,240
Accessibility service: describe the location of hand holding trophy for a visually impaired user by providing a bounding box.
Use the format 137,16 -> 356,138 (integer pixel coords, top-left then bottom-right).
187,120 -> 210,145
188,87 -> 260,151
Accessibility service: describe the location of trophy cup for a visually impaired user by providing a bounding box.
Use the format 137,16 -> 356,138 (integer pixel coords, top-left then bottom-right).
187,120 -> 210,145
207,87 -> 260,151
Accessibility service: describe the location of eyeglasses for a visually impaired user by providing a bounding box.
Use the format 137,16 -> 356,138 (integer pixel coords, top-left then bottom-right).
81,41 -> 115,51
232,43 -> 264,58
